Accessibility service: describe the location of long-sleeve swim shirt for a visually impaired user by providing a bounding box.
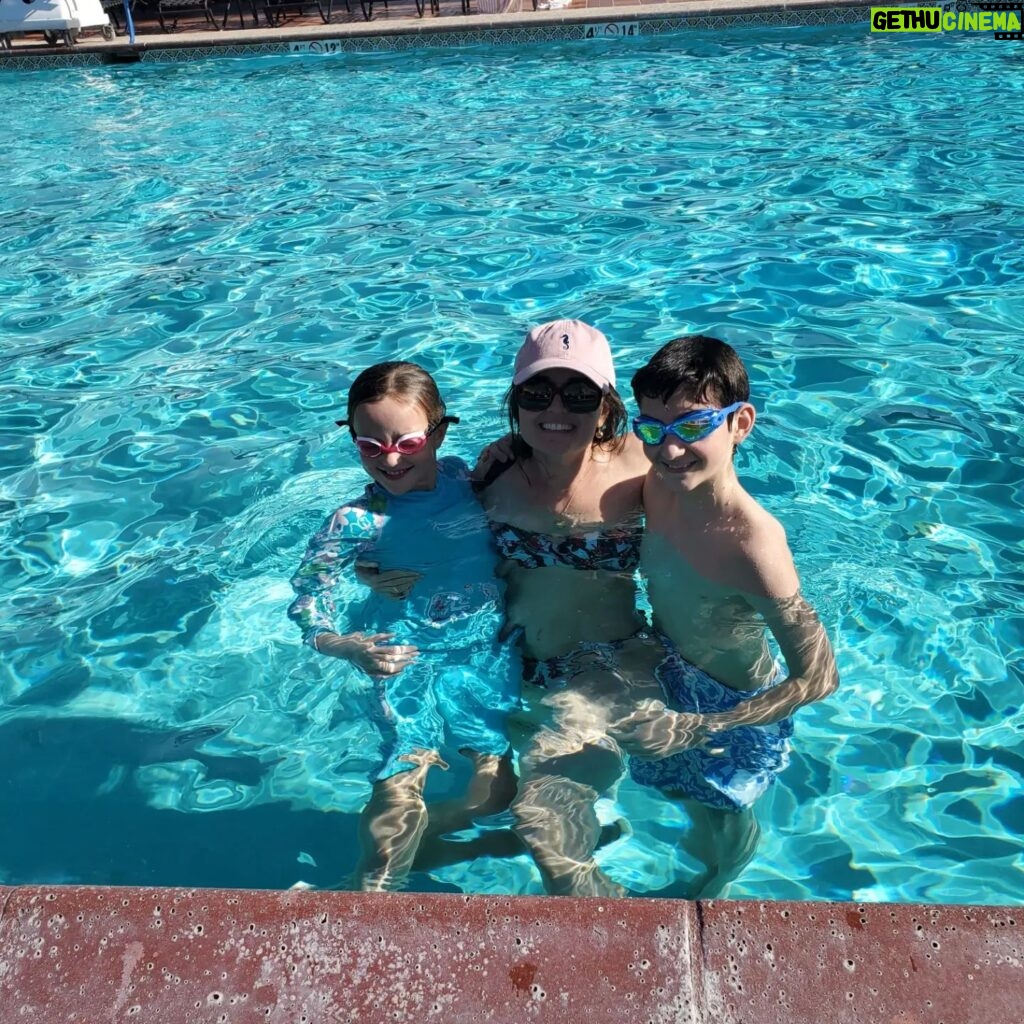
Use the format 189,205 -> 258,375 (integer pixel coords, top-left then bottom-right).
288,456 -> 503,653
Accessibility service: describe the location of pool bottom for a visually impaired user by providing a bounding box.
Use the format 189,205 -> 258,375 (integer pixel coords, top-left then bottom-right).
1,884 -> 1020,1022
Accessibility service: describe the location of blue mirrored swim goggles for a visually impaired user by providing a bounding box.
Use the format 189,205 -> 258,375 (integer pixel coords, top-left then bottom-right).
632,402 -> 746,446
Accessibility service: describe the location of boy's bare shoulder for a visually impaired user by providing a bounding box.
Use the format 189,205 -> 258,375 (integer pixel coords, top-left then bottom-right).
732,498 -> 800,601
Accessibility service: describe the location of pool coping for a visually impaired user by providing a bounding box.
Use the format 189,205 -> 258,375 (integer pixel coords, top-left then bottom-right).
2,884 -> 1021,1022
3,0 -> 875,66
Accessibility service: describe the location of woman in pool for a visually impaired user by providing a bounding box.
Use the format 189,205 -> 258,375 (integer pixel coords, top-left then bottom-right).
477,319 -> 667,897
288,361 -> 519,892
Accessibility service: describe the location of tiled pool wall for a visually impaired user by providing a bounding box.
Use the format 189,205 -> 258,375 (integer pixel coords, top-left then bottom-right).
1,885 -> 1020,1022
1,2 -> 874,69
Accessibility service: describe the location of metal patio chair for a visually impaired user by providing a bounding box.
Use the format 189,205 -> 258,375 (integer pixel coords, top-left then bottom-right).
359,0 -> 467,19
356,0 -> 378,18
156,0 -> 220,30
263,0 -> 342,24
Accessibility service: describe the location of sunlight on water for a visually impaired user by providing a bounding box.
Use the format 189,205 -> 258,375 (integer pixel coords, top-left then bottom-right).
1,25 -> 1021,901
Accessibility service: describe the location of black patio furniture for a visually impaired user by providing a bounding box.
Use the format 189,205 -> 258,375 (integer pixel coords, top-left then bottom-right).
100,0 -> 129,31
356,0 -> 383,19
225,0 -> 263,27
263,0 -> 343,24
358,0 -> 469,18
156,0 -> 221,30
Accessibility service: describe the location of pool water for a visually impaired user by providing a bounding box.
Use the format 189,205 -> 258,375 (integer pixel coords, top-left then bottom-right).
2,25 -> 1021,902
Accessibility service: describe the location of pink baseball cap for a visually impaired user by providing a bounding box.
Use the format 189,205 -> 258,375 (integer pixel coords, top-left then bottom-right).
512,319 -> 616,390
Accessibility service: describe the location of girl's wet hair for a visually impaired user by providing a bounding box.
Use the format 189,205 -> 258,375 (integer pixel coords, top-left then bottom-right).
503,384 -> 628,460
338,361 -> 447,433
631,335 -> 750,408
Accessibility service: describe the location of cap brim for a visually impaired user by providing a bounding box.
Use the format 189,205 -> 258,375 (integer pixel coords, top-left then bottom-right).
512,358 -> 613,390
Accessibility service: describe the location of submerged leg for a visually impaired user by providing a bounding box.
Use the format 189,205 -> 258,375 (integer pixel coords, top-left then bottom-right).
422,750 -> 518,840
506,662 -> 643,898
412,818 -> 630,872
353,749 -> 444,892
511,738 -> 627,897
652,795 -> 761,899
409,751 -> 518,875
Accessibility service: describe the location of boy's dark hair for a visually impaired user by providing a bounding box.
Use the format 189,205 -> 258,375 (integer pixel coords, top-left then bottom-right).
339,361 -> 447,433
631,335 -> 749,409
503,385 -> 628,460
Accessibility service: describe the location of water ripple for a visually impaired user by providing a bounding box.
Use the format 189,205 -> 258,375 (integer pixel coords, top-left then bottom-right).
1,27 -> 1022,900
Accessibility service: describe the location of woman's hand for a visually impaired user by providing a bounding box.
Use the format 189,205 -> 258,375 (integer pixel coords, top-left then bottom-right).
470,433 -> 516,483
355,562 -> 422,600
313,631 -> 419,677
610,700 -> 710,759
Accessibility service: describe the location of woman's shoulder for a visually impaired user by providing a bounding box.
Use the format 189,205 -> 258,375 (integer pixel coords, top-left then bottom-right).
605,433 -> 650,479
477,457 -> 533,517
578,438 -> 646,514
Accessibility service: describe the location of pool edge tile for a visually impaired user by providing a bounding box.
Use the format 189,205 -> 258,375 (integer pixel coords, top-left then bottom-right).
695,899 -> 1024,1024
1,2 -> 883,67
0,884 -> 703,1023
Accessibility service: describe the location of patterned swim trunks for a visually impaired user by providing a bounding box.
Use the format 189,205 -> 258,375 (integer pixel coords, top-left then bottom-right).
628,645 -> 793,812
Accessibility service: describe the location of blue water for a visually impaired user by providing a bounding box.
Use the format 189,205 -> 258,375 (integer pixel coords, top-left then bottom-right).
2,26 -> 1022,902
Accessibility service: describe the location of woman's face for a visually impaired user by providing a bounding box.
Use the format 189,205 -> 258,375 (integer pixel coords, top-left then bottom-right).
351,395 -> 444,495
514,369 -> 606,458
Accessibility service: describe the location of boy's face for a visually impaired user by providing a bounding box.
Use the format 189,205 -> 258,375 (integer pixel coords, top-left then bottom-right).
636,389 -> 754,492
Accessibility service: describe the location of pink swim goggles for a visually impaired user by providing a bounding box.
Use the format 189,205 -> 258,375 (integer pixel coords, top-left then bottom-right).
336,415 -> 458,459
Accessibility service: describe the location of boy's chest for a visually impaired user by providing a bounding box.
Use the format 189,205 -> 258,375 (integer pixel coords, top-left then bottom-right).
642,501 -> 751,590
639,531 -> 761,659
640,528 -> 732,604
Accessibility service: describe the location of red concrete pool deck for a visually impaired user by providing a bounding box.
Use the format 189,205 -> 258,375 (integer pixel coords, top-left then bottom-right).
1,884 -> 1020,1023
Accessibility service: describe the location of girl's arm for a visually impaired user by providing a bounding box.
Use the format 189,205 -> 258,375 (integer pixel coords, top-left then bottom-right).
288,502 -> 418,676
288,505 -> 371,648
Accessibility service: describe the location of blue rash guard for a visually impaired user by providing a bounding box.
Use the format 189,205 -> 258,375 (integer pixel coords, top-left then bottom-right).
288,456 -> 518,780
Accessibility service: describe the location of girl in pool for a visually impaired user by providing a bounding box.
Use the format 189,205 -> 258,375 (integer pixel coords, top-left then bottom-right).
288,361 -> 519,892
477,319 -> 668,897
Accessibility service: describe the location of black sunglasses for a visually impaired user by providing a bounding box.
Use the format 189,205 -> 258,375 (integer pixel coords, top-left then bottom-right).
515,377 -> 604,414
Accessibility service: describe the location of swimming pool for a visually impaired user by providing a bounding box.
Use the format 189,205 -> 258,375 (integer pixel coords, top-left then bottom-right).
2,24 -> 1021,903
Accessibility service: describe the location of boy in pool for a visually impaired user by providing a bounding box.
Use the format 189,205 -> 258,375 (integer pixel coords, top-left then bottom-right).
288,361 -> 519,892
615,335 -> 839,898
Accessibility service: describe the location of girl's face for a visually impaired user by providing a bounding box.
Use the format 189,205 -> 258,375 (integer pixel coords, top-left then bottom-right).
351,395 -> 445,496
515,368 -> 606,459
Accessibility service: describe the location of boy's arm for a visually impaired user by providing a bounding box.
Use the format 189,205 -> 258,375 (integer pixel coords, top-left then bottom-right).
706,517 -> 838,728
615,593 -> 837,757
614,515 -> 837,758
611,598 -> 838,757
708,591 -> 839,729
